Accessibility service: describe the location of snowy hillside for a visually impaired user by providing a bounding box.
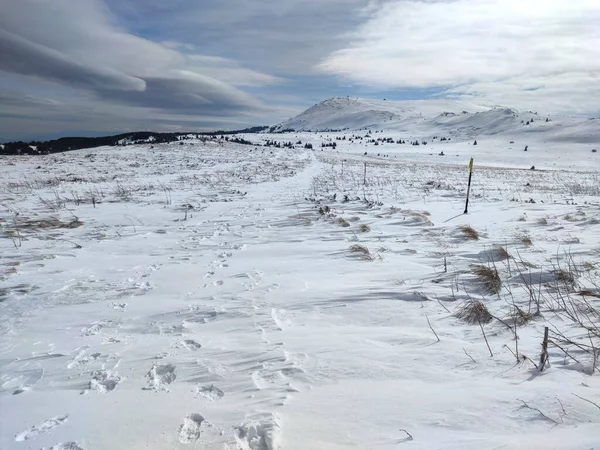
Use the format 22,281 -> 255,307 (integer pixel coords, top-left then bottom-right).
276,97 -> 600,143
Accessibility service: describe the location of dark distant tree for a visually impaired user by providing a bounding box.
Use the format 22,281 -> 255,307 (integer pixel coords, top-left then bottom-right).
473,140 -> 477,146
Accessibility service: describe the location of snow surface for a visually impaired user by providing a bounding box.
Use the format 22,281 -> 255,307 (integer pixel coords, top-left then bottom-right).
1,109 -> 600,449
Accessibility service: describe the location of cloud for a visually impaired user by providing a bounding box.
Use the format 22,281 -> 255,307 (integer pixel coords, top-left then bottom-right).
187,56 -> 282,87
0,0 -> 279,123
0,91 -> 62,108
97,72 -> 263,115
446,72 -> 600,115
318,0 -> 600,113
0,28 -> 146,91
106,0 -> 375,73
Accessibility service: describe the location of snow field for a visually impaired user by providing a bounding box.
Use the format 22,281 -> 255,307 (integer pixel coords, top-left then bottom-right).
1,134 -> 599,449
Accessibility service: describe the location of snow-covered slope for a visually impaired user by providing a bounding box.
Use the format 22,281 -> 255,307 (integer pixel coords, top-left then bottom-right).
276,97 -> 599,143
1,137 -> 600,450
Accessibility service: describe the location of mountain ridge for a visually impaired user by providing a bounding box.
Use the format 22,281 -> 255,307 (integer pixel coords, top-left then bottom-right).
275,97 -> 599,143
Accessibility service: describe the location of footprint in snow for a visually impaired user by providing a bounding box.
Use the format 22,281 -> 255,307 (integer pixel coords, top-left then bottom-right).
144,363 -> 176,391
15,415 -> 68,442
108,302 -> 127,310
181,339 -> 202,351
194,384 -> 224,401
81,322 -> 104,336
89,369 -> 122,393
178,414 -> 205,444
42,442 -> 86,450
2,368 -> 44,395
67,348 -> 102,369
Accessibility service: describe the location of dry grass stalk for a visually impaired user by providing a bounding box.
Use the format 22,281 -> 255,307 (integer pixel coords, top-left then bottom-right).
489,245 -> 511,261
553,269 -> 577,288
349,244 -> 370,254
335,217 -> 351,227
16,217 -> 83,231
471,264 -> 502,294
459,225 -> 479,240
348,244 -> 375,261
403,210 -> 433,226
359,224 -> 371,233
509,306 -> 536,325
577,290 -> 600,299
455,300 -> 493,325
520,235 -> 533,246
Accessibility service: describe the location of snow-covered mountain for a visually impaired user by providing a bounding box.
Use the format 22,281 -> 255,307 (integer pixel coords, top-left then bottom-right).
276,97 -> 599,143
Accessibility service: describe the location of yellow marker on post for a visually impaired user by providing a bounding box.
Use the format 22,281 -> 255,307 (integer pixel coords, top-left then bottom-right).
464,157 -> 474,214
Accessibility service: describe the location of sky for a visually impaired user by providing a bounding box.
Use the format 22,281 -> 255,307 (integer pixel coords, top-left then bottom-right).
0,0 -> 599,141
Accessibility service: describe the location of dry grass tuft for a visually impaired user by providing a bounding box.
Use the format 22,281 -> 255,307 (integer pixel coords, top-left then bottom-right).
359,224 -> 371,233
335,217 -> 351,227
509,306 -> 537,325
17,217 -> 83,231
403,210 -> 434,226
459,225 -> 479,240
489,245 -> 511,261
520,235 -> 533,246
471,264 -> 502,294
455,301 -> 493,325
578,290 -> 600,299
349,244 -> 370,254
348,244 -> 376,261
553,269 -> 577,287
537,217 -> 548,225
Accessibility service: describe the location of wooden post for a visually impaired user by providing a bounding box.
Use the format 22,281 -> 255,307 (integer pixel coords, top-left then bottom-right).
464,158 -> 474,214
363,162 -> 367,186
539,326 -> 549,371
